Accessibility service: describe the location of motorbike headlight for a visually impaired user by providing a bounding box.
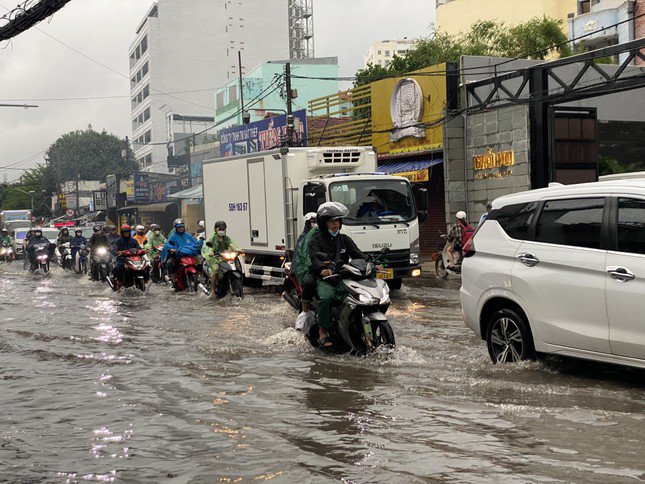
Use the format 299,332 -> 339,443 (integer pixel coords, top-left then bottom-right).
97,248 -> 107,255
358,293 -> 374,305
221,251 -> 238,261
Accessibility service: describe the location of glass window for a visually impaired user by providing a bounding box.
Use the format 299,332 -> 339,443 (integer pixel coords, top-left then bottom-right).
488,202 -> 537,240
302,183 -> 326,215
385,50 -> 391,57
329,179 -> 416,225
617,198 -> 645,255
535,198 -> 604,249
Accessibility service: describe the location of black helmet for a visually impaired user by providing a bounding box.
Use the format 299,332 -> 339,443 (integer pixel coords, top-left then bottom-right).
33,227 -> 43,236
93,225 -> 102,233
61,227 -> 69,234
214,220 -> 227,231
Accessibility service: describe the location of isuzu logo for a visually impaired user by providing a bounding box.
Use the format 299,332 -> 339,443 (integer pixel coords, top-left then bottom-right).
373,242 -> 392,249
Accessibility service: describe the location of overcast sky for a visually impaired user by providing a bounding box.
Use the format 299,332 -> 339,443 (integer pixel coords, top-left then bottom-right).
0,0 -> 434,182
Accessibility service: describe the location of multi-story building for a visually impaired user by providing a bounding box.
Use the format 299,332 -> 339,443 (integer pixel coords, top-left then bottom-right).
214,57 -> 338,127
435,0 -> 578,36
569,0 -> 643,64
364,39 -> 416,68
129,0 -> 308,174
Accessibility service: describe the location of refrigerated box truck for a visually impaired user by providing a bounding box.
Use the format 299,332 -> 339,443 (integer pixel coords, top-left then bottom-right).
202,146 -> 425,288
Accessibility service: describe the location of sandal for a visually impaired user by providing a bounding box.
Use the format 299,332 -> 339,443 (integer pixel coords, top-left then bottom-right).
317,336 -> 333,349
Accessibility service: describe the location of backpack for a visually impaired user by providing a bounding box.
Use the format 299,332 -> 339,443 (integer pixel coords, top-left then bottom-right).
460,221 -> 475,246
295,226 -> 319,284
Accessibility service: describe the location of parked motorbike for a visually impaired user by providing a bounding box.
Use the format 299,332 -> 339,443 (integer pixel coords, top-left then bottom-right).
58,242 -> 73,270
0,242 -> 14,263
90,246 -> 111,282
435,234 -> 461,278
29,243 -> 53,274
75,244 -> 89,274
110,248 -> 148,292
296,249 -> 395,354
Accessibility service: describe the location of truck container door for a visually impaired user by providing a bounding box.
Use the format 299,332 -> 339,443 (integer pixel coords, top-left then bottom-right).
247,158 -> 268,246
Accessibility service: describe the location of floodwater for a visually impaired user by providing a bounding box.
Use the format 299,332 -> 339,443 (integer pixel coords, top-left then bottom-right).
0,263 -> 644,483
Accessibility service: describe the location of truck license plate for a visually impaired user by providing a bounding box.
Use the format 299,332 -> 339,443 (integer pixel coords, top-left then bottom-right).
376,269 -> 394,280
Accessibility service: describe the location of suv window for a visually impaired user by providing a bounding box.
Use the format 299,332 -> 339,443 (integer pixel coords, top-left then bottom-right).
535,198 -> 604,249
617,198 -> 645,255
487,202 -> 537,240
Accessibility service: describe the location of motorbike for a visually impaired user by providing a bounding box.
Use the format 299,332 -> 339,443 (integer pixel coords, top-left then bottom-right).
29,242 -> 53,274
174,253 -> 202,292
435,234 -> 461,278
282,260 -> 302,311
110,248 -> 148,292
292,248 -> 395,354
90,246 -> 111,282
75,244 -> 89,274
215,249 -> 243,298
58,242 -> 73,270
149,244 -> 165,283
0,242 -> 14,263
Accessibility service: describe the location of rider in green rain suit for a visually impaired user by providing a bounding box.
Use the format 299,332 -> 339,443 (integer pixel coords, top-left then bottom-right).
0,229 -> 12,246
144,224 -> 167,259
201,220 -> 238,296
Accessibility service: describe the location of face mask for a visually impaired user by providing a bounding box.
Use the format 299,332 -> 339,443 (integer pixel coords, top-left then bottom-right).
330,230 -> 340,237
217,230 -> 226,237
154,230 -> 161,235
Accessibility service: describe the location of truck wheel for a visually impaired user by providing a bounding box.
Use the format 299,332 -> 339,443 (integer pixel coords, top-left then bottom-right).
387,278 -> 402,290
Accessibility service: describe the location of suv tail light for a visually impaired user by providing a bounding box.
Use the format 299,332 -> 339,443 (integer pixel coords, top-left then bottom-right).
462,238 -> 476,258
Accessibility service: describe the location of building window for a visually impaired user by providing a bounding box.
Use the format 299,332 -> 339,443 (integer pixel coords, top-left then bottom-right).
377,50 -> 382,55
579,0 -> 591,14
385,50 -> 390,57
229,85 -> 237,103
216,92 -> 225,109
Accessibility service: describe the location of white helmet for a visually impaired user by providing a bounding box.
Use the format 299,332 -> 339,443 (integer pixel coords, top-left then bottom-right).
317,202 -> 348,221
136,225 -> 145,231
456,211 -> 467,221
304,212 -> 317,223
198,220 -> 205,228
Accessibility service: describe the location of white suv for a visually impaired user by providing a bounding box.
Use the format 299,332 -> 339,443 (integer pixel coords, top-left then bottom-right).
460,174 -> 645,369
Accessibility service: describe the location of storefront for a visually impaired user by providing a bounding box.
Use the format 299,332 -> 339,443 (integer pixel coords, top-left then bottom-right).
117,201 -> 179,231
168,185 -> 204,233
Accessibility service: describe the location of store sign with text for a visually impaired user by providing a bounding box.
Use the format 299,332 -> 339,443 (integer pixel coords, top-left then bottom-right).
473,148 -> 515,180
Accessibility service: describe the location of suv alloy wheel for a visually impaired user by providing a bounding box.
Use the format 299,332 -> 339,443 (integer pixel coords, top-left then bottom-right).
486,308 -> 535,363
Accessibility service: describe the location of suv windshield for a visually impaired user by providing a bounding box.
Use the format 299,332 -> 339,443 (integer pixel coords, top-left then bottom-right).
329,179 -> 416,225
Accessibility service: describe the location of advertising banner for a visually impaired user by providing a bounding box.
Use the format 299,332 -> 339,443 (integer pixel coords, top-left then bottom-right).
219,109 -> 307,157
134,173 -> 150,203
125,178 -> 135,202
93,190 -> 108,211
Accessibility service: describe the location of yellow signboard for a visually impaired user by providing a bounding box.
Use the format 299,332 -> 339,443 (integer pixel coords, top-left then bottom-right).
371,64 -> 447,156
473,148 -> 515,170
393,169 -> 430,183
125,178 -> 135,201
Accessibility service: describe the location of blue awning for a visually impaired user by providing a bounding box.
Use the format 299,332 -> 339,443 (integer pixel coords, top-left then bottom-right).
377,159 -> 443,175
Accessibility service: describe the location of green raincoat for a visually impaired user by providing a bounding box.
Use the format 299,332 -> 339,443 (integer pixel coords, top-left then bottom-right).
201,234 -> 238,270
144,232 -> 167,259
295,226 -> 319,284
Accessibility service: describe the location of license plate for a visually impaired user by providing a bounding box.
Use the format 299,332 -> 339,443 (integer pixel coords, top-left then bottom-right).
376,268 -> 394,280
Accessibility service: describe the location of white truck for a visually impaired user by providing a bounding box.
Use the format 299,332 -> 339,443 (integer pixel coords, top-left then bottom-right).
202,146 -> 425,288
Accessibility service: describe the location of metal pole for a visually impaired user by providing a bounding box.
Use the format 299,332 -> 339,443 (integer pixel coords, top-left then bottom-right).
29,192 -> 34,213
238,51 -> 246,124
285,62 -> 294,146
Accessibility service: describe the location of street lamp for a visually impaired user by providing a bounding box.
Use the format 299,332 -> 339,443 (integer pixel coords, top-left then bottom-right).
7,186 -> 35,213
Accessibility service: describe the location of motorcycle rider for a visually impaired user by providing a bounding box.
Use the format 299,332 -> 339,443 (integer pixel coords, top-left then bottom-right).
202,220 -> 238,297
161,218 -> 200,288
22,228 -> 34,268
447,211 -> 470,270
56,227 -> 73,267
195,220 -> 206,240
133,225 -> 148,247
71,228 -> 88,273
106,225 -> 120,247
144,224 -> 167,278
26,227 -> 54,270
0,228 -> 14,261
306,202 -> 367,348
87,225 -> 111,280
111,224 -> 142,290
292,213 -> 317,274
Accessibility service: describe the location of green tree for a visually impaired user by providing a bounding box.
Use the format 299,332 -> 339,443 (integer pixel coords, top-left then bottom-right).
46,126 -> 138,184
0,165 -> 51,216
354,17 -> 573,88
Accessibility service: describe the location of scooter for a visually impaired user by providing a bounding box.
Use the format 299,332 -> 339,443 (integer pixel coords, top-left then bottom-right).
58,242 -> 73,270
299,249 -> 395,354
90,246 -> 111,282
434,234 -> 461,278
215,250 -> 244,298
282,260 -> 302,311
0,242 -> 14,263
29,242 -> 53,274
175,254 -> 202,292
149,245 -> 165,283
110,248 -> 148,292
75,244 -> 89,274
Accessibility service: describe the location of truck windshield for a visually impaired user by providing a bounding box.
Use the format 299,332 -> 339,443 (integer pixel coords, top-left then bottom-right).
329,179 -> 416,225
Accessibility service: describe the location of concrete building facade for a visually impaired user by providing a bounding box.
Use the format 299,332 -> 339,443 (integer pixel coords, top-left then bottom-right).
364,39 -> 416,68
128,0 -> 291,174
435,0 -> 577,35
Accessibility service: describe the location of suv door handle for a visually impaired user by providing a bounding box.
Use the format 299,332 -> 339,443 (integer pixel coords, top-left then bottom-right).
606,266 -> 635,282
518,253 -> 539,267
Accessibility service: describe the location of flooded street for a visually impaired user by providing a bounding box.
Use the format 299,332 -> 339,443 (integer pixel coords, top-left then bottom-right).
1,264 -> 644,483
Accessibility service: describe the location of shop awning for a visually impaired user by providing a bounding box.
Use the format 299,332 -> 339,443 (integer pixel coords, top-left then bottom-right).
117,201 -> 177,213
167,185 -> 203,200
378,159 -> 443,182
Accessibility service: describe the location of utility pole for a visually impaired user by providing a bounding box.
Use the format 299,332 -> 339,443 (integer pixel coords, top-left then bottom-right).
238,51 -> 249,124
75,165 -> 80,216
285,62 -> 294,146
0,103 -> 38,109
